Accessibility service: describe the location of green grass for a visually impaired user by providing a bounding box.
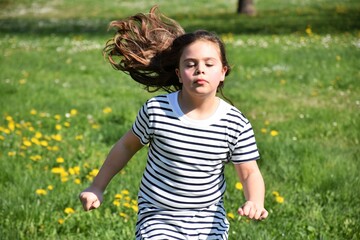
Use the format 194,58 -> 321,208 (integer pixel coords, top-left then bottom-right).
0,0 -> 359,239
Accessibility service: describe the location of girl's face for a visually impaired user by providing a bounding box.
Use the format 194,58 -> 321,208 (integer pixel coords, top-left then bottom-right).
176,40 -> 228,98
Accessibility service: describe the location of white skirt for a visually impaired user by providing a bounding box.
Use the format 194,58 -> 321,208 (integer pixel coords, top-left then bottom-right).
135,197 -> 229,240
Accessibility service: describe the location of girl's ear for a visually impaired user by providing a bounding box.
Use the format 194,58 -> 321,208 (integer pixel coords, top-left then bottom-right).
175,68 -> 182,83
220,66 -> 228,81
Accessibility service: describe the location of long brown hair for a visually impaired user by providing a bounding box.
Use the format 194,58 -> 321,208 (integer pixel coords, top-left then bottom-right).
103,6 -> 232,102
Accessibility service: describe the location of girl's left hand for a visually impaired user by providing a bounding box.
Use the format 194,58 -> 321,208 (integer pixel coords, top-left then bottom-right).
238,201 -> 268,220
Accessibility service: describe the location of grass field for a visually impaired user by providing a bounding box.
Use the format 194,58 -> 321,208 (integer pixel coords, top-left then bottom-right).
0,0 -> 359,239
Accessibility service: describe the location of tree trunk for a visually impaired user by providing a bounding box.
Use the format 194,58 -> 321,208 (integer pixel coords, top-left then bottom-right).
237,0 -> 256,16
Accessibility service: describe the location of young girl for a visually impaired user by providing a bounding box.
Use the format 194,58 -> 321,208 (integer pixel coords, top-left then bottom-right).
80,6 -> 268,239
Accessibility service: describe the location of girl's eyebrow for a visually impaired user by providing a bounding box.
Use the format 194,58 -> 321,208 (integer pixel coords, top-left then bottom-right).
182,57 -> 217,62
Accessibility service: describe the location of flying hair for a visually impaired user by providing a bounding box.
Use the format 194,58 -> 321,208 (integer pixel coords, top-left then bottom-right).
103,5 -> 185,92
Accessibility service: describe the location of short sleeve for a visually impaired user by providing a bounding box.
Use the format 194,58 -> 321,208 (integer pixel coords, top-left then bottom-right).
132,101 -> 152,145
231,121 -> 260,163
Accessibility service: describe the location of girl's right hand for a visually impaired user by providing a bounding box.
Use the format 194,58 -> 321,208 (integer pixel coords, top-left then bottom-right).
79,187 -> 103,211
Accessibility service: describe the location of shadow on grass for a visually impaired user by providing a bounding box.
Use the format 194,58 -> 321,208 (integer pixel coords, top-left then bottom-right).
0,6 -> 359,36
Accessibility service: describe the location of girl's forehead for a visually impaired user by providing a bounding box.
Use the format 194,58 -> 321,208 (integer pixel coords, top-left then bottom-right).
181,40 -> 221,57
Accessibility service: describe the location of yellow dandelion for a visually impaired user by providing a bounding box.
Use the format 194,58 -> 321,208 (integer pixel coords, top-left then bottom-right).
36,189 -> 47,195
270,130 -> 279,137
264,120 -> 270,126
305,25 -> 312,36
276,196 -> 285,204
3,128 -> 10,134
91,124 -> 100,129
8,151 -> 16,157
113,200 -> 121,207
119,212 -> 128,218
103,107 -> 112,114
64,207 -> 75,214
121,189 -> 130,195
72,166 -> 80,175
64,122 -> 70,127
115,194 -> 123,199
49,146 -> 59,151
58,218 -> 65,224
89,169 -> 99,177
31,137 -> 40,145
272,191 -> 280,197
56,157 -> 65,163
123,202 -> 131,208
0,135 -> 4,141
54,114 -> 61,121
19,79 -> 27,85
8,121 -> 15,131
131,205 -> 139,213
23,140 -> 32,147
261,128 -> 267,134
70,109 -> 78,116
30,155 -> 42,161
61,177 -> 69,182
40,140 -> 48,147
47,185 -> 54,190
75,135 -> 83,140
235,182 -> 243,190
55,124 -> 62,130
35,132 -> 42,139
51,134 -> 62,141
30,109 -> 37,115
227,212 -> 235,220
74,178 -> 81,184
51,167 -> 66,174
5,116 -> 13,122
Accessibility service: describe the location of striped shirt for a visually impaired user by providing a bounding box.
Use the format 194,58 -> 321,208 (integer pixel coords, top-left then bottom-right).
132,91 -> 260,211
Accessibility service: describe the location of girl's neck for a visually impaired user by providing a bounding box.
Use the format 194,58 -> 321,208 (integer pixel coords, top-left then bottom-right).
178,90 -> 219,120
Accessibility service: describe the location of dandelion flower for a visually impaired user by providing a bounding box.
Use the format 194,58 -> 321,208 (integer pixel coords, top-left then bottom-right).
74,178 -> 81,184
272,191 -> 280,197
132,205 -> 139,212
56,157 -> 65,163
51,134 -> 62,141
64,207 -> 75,214
75,135 -> 83,140
8,151 -> 16,157
55,124 -> 62,130
113,200 -> 121,207
261,128 -> 267,134
0,136 -> 4,141
30,109 -> 37,115
36,189 -> 47,195
235,182 -> 243,190
121,189 -> 130,195
270,130 -> 279,137
54,114 -> 61,121
227,212 -> 235,220
23,140 -> 32,147
115,194 -> 123,199
276,196 -> 285,204
70,109 -> 78,116
64,122 -> 71,127
47,185 -> 54,190
58,218 -> 65,224
103,107 -> 112,114
119,212 -> 128,218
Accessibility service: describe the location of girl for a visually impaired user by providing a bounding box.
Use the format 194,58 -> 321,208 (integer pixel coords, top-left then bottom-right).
80,6 -> 268,239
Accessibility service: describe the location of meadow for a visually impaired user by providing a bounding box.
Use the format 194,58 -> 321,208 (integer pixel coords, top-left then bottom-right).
0,0 -> 359,239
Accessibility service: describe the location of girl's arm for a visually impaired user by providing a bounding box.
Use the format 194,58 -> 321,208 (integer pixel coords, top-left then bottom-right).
79,129 -> 143,211
234,161 -> 268,220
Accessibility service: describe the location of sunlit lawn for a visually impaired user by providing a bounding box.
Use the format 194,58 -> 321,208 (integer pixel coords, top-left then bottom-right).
0,0 -> 359,239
